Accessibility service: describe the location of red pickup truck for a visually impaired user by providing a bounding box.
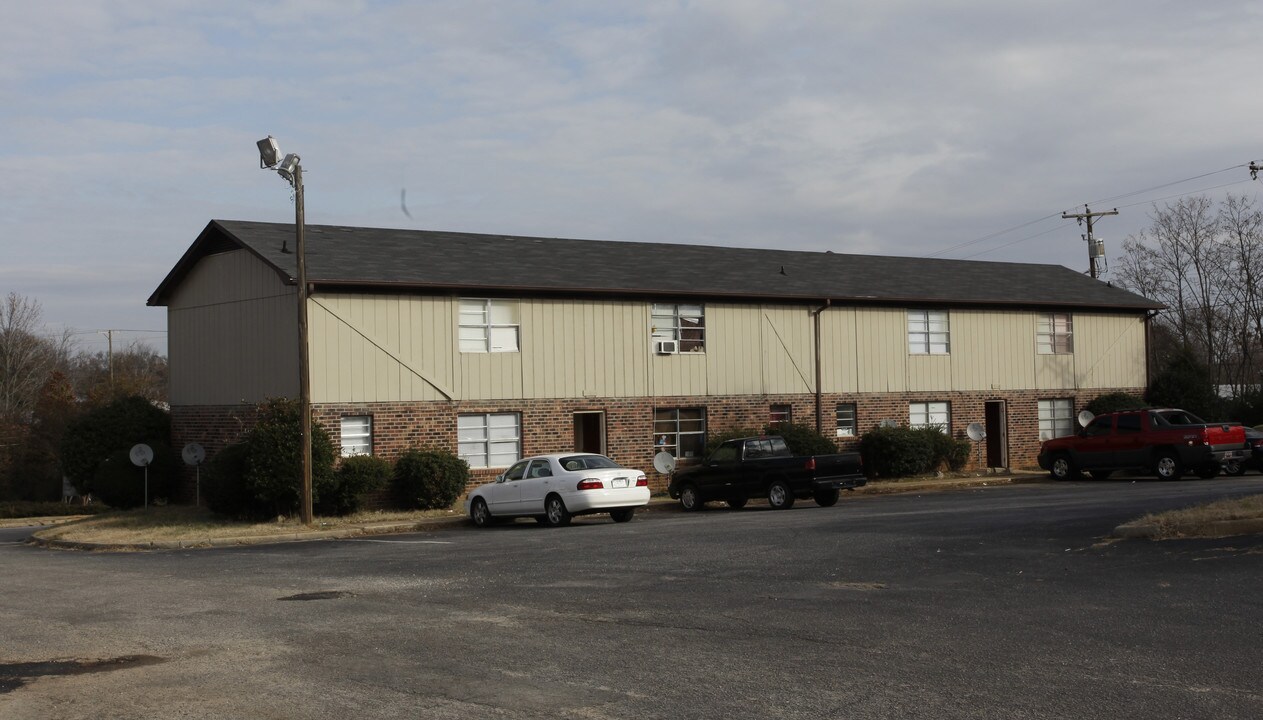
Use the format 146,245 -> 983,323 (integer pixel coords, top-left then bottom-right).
1037,408 -> 1246,480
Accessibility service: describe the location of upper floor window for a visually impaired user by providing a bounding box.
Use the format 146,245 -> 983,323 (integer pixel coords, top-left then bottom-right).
1037,312 -> 1073,354
908,310 -> 950,354
340,415 -> 372,457
460,299 -> 519,353
652,303 -> 705,353
909,401 -> 950,434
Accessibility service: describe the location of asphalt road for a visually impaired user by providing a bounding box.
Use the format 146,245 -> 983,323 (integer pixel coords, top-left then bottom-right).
2,478 -> 1261,719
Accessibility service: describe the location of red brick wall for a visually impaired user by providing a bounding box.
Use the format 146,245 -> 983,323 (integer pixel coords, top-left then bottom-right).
170,387 -> 1140,501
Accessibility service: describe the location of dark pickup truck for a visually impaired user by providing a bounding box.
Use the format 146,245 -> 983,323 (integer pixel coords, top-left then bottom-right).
1037,408 -> 1246,480
667,435 -> 866,510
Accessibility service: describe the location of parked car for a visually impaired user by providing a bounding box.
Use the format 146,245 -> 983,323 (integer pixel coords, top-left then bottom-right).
464,453 -> 650,527
667,435 -> 866,511
1037,408 -> 1246,480
1222,427 -> 1263,475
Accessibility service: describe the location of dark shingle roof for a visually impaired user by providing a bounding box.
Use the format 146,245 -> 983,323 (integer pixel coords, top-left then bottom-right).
148,220 -> 1163,311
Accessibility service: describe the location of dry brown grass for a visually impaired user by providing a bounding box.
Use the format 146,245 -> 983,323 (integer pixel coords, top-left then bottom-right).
1136,494 -> 1263,539
37,505 -> 462,544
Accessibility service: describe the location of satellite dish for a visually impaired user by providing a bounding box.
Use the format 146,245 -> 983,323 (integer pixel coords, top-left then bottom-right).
653,451 -> 677,475
182,443 -> 206,466
129,443 -> 154,467
1077,410 -> 1095,427
966,423 -> 986,442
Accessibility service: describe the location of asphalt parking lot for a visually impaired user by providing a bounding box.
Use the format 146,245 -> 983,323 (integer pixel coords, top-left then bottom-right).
2,478 -> 1261,719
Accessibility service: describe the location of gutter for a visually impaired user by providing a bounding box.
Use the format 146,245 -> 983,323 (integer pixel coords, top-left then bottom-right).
812,299 -> 832,434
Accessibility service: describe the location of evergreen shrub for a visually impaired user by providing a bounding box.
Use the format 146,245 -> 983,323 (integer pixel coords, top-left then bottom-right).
393,448 -> 469,509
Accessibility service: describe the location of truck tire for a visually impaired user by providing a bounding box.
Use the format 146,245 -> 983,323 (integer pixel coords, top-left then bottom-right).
1088,470 -> 1113,481
1049,453 -> 1080,480
678,483 -> 704,512
768,480 -> 795,510
1195,463 -> 1220,479
1223,459 -> 1246,476
1153,450 -> 1183,480
813,489 -> 840,507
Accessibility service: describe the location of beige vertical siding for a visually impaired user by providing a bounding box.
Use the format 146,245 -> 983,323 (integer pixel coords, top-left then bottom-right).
304,292 -> 1148,403
167,250 -> 297,405
1073,313 -> 1147,388
853,308 -> 908,393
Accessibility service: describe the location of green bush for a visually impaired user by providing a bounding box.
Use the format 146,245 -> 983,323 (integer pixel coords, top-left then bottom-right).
0,501 -> 110,519
59,396 -> 170,496
393,448 -> 469,509
322,454 -> 392,515
703,427 -> 760,457
859,426 -> 971,477
202,442 -> 252,517
240,398 -> 337,519
860,426 -> 935,477
89,443 -> 176,509
768,421 -> 839,456
1086,392 -> 1146,415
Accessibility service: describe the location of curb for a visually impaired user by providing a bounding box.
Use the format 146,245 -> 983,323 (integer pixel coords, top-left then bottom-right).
26,474 -> 1048,552
1113,517 -> 1263,540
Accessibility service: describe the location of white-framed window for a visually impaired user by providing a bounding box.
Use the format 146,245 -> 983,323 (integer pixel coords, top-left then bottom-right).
836,403 -> 857,437
910,401 -> 950,434
459,298 -> 520,353
908,310 -> 950,354
457,412 -> 521,468
1038,398 -> 1076,441
651,303 -> 705,352
1037,312 -> 1074,355
653,407 -> 707,459
769,404 -> 792,426
340,415 -> 372,457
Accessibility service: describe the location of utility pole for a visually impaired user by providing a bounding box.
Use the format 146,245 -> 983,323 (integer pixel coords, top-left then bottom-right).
98,330 -> 114,388
1062,205 -> 1118,279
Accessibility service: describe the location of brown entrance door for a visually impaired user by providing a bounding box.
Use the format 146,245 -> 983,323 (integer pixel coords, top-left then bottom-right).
573,412 -> 605,454
984,401 -> 1007,468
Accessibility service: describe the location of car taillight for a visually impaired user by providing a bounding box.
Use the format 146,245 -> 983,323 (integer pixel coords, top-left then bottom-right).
635,475 -> 648,487
804,457 -> 816,471
1252,440 -> 1263,448
577,479 -> 603,490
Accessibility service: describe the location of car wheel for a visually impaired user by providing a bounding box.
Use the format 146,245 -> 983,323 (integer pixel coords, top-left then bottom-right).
1153,451 -> 1184,480
768,480 -> 795,510
726,495 -> 748,510
1223,459 -> 1246,476
1088,470 -> 1113,481
814,489 -> 840,507
1050,453 -> 1080,480
469,498 -> 492,528
543,494 -> 572,527
1195,463 -> 1220,480
609,508 -> 635,523
678,483 -> 704,512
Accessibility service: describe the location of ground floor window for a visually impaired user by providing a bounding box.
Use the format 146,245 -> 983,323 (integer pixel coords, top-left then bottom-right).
910,401 -> 950,433
654,408 -> 706,460
340,416 -> 372,457
458,412 -> 521,468
769,404 -> 792,426
1038,398 -> 1075,441
836,403 -> 857,437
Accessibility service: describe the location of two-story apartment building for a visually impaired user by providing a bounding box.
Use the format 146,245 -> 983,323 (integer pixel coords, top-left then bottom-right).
148,220 -> 1162,490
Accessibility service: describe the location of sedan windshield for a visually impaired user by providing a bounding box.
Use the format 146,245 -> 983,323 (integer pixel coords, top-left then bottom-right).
558,455 -> 621,471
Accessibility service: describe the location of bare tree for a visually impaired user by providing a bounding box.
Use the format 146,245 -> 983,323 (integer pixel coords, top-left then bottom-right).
0,293 -> 71,423
71,341 -> 168,405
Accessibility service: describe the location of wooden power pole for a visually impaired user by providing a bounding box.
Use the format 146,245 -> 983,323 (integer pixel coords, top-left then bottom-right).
1062,205 -> 1118,279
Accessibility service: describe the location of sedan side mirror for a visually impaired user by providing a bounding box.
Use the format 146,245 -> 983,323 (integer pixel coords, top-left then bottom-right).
495,474 -> 506,483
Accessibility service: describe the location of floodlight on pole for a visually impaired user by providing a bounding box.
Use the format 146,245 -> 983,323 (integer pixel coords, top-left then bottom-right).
256,135 -> 313,526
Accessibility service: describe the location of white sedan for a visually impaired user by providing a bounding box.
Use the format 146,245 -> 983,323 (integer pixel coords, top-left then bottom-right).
464,453 -> 650,527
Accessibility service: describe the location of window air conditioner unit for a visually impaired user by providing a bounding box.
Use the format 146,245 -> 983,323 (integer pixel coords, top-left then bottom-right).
655,339 -> 678,354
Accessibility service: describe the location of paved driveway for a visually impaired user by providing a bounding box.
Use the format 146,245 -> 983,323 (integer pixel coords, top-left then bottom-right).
2,479 -> 1261,719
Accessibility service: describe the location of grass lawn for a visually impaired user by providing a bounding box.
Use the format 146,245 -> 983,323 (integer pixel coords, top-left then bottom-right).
1135,494 -> 1263,539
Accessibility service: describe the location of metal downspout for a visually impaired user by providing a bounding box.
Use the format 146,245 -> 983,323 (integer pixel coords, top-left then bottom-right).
813,299 -> 832,434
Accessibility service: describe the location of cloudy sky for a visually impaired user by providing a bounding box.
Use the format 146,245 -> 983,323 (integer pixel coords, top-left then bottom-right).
3,1 -> 1261,356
